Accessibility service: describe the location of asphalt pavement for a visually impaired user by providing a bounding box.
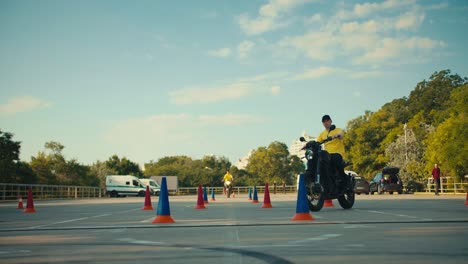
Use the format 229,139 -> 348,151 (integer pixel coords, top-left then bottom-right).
1,193 -> 467,264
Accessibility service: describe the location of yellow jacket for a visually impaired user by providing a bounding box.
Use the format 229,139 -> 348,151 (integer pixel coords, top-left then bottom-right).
316,127 -> 345,157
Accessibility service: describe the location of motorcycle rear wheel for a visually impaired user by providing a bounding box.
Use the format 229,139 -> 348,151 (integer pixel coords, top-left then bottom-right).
337,190 -> 355,209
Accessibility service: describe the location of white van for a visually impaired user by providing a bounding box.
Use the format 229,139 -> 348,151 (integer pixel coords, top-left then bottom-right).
139,178 -> 161,196
105,175 -> 150,197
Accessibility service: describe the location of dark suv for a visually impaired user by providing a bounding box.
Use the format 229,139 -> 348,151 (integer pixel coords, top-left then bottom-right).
369,166 -> 403,195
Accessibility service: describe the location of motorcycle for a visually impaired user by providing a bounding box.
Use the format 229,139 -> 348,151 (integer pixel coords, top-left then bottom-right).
299,125 -> 355,211
224,180 -> 233,198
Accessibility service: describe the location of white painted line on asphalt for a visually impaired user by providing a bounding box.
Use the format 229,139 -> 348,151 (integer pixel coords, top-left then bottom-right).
0,250 -> 31,255
29,217 -> 90,229
117,238 -> 165,245
288,234 -> 342,244
356,209 -> 419,219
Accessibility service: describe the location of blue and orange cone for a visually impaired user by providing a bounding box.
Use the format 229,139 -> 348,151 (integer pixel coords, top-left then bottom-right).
211,187 -> 216,201
203,186 -> 209,204
195,184 -> 206,209
291,174 -> 314,221
252,186 -> 259,203
262,182 -> 273,208
142,185 -> 154,210
152,177 -> 175,223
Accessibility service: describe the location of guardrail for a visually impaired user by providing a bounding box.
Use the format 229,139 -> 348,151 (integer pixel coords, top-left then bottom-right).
0,183 -> 104,201
175,185 -> 296,196
426,177 -> 468,194
1,183 -> 296,201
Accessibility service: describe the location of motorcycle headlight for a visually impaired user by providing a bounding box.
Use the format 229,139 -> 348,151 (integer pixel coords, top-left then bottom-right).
305,149 -> 314,160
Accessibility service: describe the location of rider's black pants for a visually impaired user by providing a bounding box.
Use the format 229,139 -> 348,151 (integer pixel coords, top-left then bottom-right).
330,153 -> 346,180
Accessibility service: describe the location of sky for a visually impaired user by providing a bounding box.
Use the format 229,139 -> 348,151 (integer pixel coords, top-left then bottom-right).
1,0 -> 467,167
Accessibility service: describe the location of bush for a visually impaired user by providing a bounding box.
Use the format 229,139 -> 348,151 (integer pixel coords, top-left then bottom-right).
405,180 -> 426,193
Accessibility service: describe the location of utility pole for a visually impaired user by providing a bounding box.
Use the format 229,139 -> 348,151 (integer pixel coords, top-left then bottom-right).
404,123 -> 408,161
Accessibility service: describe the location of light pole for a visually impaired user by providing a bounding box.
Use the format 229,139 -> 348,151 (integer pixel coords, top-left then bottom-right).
403,123 -> 408,161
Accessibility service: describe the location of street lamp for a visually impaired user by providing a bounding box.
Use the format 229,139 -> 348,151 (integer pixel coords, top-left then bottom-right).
403,123 -> 408,161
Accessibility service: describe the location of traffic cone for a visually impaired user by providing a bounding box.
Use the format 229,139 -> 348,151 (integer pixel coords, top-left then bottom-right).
142,186 -> 154,210
248,187 -> 252,200
262,182 -> 273,208
252,186 -> 259,203
203,186 -> 209,204
152,177 -> 175,223
211,188 -> 216,201
23,188 -> 36,213
464,193 -> 468,206
291,174 -> 314,221
324,199 -> 334,207
17,195 -> 24,209
195,184 -> 206,209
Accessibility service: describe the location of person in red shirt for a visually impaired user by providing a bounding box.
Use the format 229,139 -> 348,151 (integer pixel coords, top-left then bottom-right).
432,163 -> 441,195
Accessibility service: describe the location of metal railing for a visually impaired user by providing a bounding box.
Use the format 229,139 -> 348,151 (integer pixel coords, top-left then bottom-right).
0,183 -> 296,201
0,183 -> 104,201
426,177 -> 468,194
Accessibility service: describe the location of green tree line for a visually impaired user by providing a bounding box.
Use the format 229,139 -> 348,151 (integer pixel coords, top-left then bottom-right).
344,69 -> 467,183
1,70 -> 466,188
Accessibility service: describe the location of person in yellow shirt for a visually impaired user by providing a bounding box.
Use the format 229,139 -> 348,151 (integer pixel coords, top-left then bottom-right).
316,115 -> 347,185
223,170 -> 234,197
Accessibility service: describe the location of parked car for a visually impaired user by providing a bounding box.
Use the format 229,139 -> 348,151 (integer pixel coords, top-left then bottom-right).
353,176 -> 370,195
345,170 -> 369,195
369,167 -> 403,195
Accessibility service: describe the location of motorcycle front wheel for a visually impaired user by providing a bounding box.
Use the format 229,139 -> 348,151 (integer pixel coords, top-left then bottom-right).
306,181 -> 325,212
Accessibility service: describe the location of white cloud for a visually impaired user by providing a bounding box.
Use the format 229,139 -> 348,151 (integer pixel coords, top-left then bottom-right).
208,47 -> 232,58
291,67 -> 336,80
170,83 -> 250,105
104,113 -> 264,160
238,0 -> 308,35
305,14 -> 322,24
237,40 -> 255,59
270,86 -> 281,95
0,96 -> 51,116
170,73 -> 285,105
395,11 -> 425,30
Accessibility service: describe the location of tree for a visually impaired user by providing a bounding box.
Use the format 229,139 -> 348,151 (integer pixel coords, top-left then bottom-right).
105,155 -> 142,176
246,141 -> 304,186
385,127 -> 425,182
0,130 -> 21,183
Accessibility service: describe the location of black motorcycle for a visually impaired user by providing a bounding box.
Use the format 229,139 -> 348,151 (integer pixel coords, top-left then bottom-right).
299,126 -> 355,211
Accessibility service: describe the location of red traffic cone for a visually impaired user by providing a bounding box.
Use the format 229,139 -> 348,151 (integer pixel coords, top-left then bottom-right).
24,188 -> 36,213
324,199 -> 334,207
152,177 -> 175,223
142,186 -> 154,210
464,193 -> 468,206
17,195 -> 24,209
195,184 -> 206,209
291,174 -> 315,221
262,183 -> 273,208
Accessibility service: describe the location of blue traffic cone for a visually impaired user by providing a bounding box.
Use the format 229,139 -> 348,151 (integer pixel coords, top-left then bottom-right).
291,174 -> 314,221
211,187 -> 216,201
203,186 -> 209,204
152,177 -> 175,223
252,186 -> 259,203
248,187 -> 252,200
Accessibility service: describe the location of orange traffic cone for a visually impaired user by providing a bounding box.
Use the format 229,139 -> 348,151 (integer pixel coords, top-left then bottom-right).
262,183 -> 273,208
17,195 -> 24,209
195,184 -> 206,209
324,199 -> 334,207
24,188 -> 36,213
291,174 -> 314,221
142,186 -> 154,210
152,177 -> 175,223
464,193 -> 468,206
